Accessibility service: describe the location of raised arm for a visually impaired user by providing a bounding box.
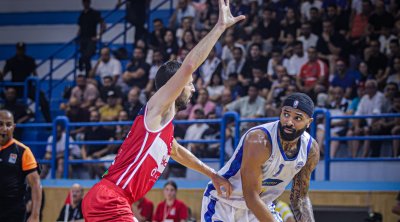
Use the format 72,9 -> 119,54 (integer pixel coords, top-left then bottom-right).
241,129 -> 276,222
148,0 -> 245,113
170,139 -> 232,197
290,140 -> 320,222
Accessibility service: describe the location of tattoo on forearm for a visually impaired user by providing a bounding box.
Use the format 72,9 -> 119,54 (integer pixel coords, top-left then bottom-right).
290,141 -> 319,222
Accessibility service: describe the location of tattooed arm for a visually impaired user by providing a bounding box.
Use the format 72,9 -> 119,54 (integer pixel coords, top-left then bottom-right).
290,140 -> 320,222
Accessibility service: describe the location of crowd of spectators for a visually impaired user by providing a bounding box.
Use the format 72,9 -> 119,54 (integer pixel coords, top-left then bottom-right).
2,0 -> 400,178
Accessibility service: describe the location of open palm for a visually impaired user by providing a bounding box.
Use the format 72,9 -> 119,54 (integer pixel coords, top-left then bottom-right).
217,0 -> 246,29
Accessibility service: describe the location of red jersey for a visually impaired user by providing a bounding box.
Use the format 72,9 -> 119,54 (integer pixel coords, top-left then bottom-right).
103,106 -> 174,204
153,199 -> 188,222
299,59 -> 328,87
137,197 -> 154,221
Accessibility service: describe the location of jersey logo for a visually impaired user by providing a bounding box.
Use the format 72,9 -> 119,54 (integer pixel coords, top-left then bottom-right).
295,161 -> 305,170
161,155 -> 168,167
262,178 -> 284,186
272,164 -> 285,177
8,153 -> 17,164
293,100 -> 299,108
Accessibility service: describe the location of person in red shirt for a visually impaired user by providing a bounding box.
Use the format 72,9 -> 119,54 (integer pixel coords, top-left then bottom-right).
153,181 -> 188,222
296,47 -> 328,93
133,197 -> 154,222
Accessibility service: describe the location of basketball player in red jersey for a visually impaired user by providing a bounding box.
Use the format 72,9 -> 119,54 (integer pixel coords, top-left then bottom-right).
82,0 -> 245,221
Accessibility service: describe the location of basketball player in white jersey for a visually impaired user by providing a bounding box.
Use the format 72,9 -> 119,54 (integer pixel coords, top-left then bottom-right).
201,93 -> 320,222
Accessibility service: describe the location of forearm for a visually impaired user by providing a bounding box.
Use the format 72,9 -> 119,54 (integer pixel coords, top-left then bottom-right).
244,194 -> 275,222
171,143 -> 215,178
291,196 -> 315,222
31,180 -> 42,218
183,25 -> 225,73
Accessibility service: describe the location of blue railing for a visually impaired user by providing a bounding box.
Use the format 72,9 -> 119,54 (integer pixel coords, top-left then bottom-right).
0,77 -> 41,121
16,110 -> 400,180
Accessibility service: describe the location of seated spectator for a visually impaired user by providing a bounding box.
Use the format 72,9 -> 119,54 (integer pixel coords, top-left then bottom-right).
240,43 -> 268,88
267,47 -> 289,78
330,58 -> 360,99
224,46 -> 246,79
266,75 -> 294,116
387,56 -> 400,88
297,22 -> 319,51
124,87 -> 144,121
179,29 -> 197,51
161,29 -> 179,61
97,76 -> 123,108
226,73 -> 244,99
168,0 -> 195,29
221,33 -> 246,67
64,97 -> 90,136
308,7 -> 323,35
99,90 -> 123,121
390,93 -> 400,157
347,79 -> 385,157
65,74 -> 99,110
317,87 -> 350,157
56,183 -> 84,222
184,108 -> 209,156
301,0 -> 323,21
215,88 -> 233,118
206,72 -> 225,102
146,50 -> 165,95
89,47 -> 122,85
188,89 -> 216,120
0,87 -> 33,124
364,39 -> 388,80
225,84 -> 265,118
121,47 -> 150,92
175,16 -> 194,48
297,47 -> 328,94
149,18 -> 166,50
81,110 -> 115,179
41,125 -> 81,179
198,47 -> 222,88
153,181 -> 188,222
251,66 -> 272,99
133,197 -> 154,222
288,41 -> 308,76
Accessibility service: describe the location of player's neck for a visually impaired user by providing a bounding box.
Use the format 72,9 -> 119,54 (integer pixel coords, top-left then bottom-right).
166,199 -> 175,206
280,138 -> 300,159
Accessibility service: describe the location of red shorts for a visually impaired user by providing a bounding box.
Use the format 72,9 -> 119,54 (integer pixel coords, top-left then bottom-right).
82,179 -> 135,222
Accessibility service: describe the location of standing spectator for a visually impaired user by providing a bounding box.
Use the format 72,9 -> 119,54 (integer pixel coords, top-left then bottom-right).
297,47 -> 328,94
169,0 -> 196,29
153,181 -> 189,222
288,41 -> 308,76
121,47 -> 151,92
69,74 -> 99,110
81,110 -> 115,179
89,47 -> 122,85
56,183 -> 84,222
99,90 -> 124,121
77,0 -> 106,75
41,125 -> 81,179
124,87 -> 144,121
133,197 -> 154,222
117,0 -> 149,42
0,110 -> 42,222
297,22 -> 319,51
225,84 -> 266,118
1,42 -> 51,122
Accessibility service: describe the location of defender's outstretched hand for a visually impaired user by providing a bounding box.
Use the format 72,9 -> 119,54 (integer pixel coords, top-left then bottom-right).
217,0 -> 246,29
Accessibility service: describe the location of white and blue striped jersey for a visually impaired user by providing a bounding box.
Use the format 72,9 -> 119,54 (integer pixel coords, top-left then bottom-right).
204,120 -> 313,209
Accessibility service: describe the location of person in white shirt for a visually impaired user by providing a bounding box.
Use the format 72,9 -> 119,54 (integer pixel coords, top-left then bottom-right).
184,108 -> 209,155
169,0 -> 196,29
89,47 -> 122,85
288,41 -> 308,76
297,23 -> 319,51
347,80 -> 385,157
267,48 -> 289,78
224,46 -> 246,79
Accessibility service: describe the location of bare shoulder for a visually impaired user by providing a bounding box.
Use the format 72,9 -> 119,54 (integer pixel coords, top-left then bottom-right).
242,129 -> 272,164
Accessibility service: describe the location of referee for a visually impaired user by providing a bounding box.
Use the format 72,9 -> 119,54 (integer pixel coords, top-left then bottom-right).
0,110 -> 42,222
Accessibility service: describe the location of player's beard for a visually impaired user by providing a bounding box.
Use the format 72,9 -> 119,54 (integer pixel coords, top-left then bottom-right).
175,95 -> 189,111
278,122 -> 307,141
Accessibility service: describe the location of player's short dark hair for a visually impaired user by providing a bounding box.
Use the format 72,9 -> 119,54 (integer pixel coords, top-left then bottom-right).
164,180 -> 178,190
155,60 -> 182,90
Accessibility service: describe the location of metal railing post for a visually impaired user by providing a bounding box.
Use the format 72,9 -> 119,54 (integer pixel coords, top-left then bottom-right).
221,112 -> 240,168
310,108 -> 327,180
62,117 -> 71,179
324,111 -> 331,181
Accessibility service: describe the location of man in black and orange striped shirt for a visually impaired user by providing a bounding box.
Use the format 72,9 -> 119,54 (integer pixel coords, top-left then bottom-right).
0,110 -> 42,222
